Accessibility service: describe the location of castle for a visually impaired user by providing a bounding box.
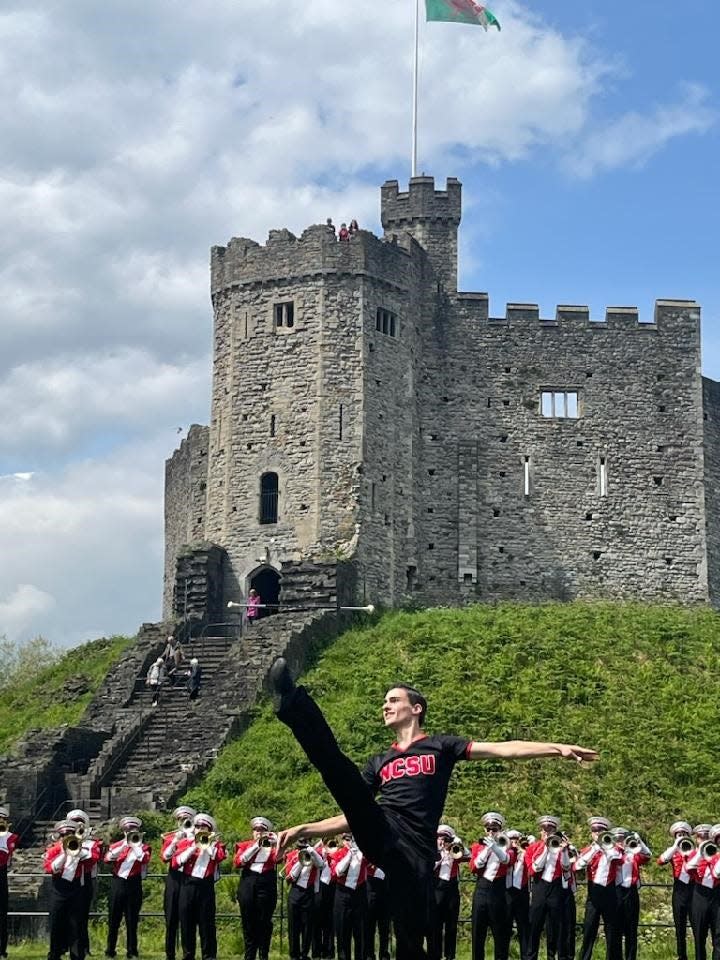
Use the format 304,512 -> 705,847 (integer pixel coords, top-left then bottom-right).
163,175 -> 720,619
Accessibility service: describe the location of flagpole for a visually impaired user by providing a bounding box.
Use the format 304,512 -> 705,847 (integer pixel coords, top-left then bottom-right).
411,0 -> 419,177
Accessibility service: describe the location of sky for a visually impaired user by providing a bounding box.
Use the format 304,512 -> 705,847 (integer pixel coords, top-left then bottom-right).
0,0 -> 717,648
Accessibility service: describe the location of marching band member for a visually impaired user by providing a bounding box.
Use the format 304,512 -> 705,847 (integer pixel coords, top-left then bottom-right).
311,838 -> 336,960
657,820 -> 696,960
556,837 -> 578,960
613,828 -> 651,960
330,833 -> 368,960
430,824 -> 468,960
525,815 -> 570,960
174,813 -> 226,960
161,805 -> 196,960
104,817 -> 151,959
366,862 -> 391,960
283,841 -> 324,960
0,808 -> 18,959
689,824 -> 720,960
574,816 -> 622,960
67,808 -> 101,960
470,811 -> 514,960
505,830 -> 530,960
45,819 -> 92,960
234,816 -> 279,960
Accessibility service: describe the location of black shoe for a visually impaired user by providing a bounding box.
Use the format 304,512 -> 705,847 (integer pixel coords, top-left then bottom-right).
268,657 -> 295,711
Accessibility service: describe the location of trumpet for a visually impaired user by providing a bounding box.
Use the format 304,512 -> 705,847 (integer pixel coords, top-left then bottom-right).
518,835 -> 530,850
625,833 -> 642,851
298,847 -> 315,865
259,833 -> 276,848
182,817 -> 194,831
126,831 -> 143,845
484,833 -> 509,849
450,840 -> 466,860
63,834 -> 81,854
677,837 -> 696,854
196,831 -> 218,848
700,840 -> 718,861
599,832 -> 616,850
325,838 -> 339,851
547,833 -> 569,850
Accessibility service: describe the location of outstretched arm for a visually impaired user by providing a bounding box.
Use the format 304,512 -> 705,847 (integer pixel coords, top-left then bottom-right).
276,814 -> 349,852
467,741 -> 598,763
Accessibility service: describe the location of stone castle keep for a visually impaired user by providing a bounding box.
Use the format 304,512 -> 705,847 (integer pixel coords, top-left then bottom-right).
164,175 -> 720,618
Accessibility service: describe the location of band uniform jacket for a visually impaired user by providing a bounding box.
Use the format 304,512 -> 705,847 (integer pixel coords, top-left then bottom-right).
657,847 -> 695,884
173,836 -> 227,880
573,844 -> 622,886
330,846 -> 368,890
234,839 -> 279,874
524,839 -> 569,882
104,840 -> 152,879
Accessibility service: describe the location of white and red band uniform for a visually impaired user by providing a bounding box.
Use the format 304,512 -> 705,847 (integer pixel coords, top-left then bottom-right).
0,832 -> 19,868
470,840 -> 513,881
436,848 -> 464,883
331,844 -> 368,890
689,850 -> 720,888
315,842 -> 333,885
104,839 -> 151,879
657,847 -> 695,884
617,844 -> 651,888
573,844 -> 622,886
507,849 -> 529,890
525,840 -> 568,883
81,838 -> 102,881
173,836 -> 227,880
234,838 -> 279,873
161,831 -> 189,865
284,847 -> 325,892
44,841 -> 91,883
367,863 -> 386,881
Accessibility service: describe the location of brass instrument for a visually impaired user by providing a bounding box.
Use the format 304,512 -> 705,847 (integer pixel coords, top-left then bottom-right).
547,833 -> 568,850
182,817 -> 194,831
325,838 -> 339,852
450,840 -> 465,860
126,831 -> 143,845
259,833 -> 276,848
0,819 -> 10,835
625,833 -> 642,851
600,831 -> 616,850
677,837 -> 696,854
700,840 -> 718,861
63,834 -> 81,854
484,833 -> 509,849
298,847 -> 315,866
196,831 -> 217,848
519,835 -> 530,850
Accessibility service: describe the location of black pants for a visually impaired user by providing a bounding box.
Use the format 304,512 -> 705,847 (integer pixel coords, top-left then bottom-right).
78,877 -> 95,959
237,870 -> 277,960
289,885 -> 315,960
179,877 -> 216,960
580,883 -> 619,960
430,878 -> 460,960
546,889 -> 576,960
333,885 -> 367,960
107,875 -> 143,957
48,877 -> 84,960
367,877 -> 391,960
691,886 -> 720,960
616,886 -> 639,960
506,886 -> 530,960
312,883 -> 335,959
528,878 -> 565,960
277,683 -> 435,960
164,869 -> 184,960
673,881 -> 694,960
472,877 -> 510,960
0,868 -> 8,956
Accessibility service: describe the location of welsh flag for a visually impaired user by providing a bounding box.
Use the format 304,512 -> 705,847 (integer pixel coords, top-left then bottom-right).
425,0 -> 501,30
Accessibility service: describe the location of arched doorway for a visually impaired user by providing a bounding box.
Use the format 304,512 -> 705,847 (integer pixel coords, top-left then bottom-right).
249,566 -> 281,619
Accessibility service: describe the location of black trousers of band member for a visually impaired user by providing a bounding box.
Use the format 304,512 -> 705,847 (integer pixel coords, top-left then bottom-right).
79,877 -> 95,959
48,876 -> 84,960
164,869 -> 185,960
673,881 -> 694,960
472,877 -> 510,960
277,684 -> 436,960
506,887 -> 530,960
0,867 -> 8,957
312,883 -> 335,959
428,878 -> 460,960
333,885 -> 367,960
106,875 -> 143,958
616,886 -> 639,960
179,877 -> 216,960
579,883 -> 620,960
367,877 -> 391,960
546,889 -> 576,960
528,878 -> 566,960
237,871 -> 277,960
288,885 -> 316,960
690,886 -> 720,960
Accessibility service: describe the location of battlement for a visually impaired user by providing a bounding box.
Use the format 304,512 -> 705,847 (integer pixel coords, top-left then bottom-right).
210,225 -> 417,295
455,297 -> 700,331
381,176 -> 462,228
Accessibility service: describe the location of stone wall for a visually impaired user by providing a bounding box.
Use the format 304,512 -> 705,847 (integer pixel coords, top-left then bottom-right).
173,543 -> 226,629
163,425 -> 209,618
703,377 -> 720,605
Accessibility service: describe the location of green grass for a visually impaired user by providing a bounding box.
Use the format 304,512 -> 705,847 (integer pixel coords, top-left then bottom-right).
0,635 -> 133,754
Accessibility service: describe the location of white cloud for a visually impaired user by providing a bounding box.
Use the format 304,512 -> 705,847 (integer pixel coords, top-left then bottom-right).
0,584 -> 56,643
566,83 -> 716,178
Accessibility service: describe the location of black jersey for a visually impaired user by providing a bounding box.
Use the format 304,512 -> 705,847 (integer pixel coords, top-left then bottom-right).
361,734 -> 471,858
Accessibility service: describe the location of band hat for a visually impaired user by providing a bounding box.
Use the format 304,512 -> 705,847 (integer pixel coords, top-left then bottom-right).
670,820 -> 693,836
482,811 -> 505,827
437,824 -> 454,838
190,658 -> 199,666
588,816 -> 611,831
119,816 -> 142,832
693,824 -> 712,836
710,824 -> 720,841
526,835 -> 537,844
506,829 -> 521,840
194,813 -> 216,832
0,807 -> 9,819
537,815 -> 560,830
67,809 -> 90,825
54,819 -> 78,837
251,816 -> 273,832
611,827 -> 629,840
173,806 -> 196,820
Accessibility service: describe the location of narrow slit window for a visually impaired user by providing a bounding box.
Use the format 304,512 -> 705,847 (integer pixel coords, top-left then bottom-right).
524,456 -> 531,497
270,414 -> 276,438
338,404 -> 344,440
599,456 -> 608,497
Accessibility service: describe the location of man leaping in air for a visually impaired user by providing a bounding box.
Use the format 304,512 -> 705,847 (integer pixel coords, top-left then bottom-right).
269,658 -> 598,960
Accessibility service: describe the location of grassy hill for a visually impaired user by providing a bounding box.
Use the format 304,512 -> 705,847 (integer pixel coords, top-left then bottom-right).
0,634 -> 132,754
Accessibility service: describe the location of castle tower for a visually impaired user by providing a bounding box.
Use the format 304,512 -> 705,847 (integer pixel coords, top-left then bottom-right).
381,176 -> 462,293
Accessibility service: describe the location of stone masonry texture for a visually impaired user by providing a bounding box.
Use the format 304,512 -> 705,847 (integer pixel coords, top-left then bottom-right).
162,175 -> 717,613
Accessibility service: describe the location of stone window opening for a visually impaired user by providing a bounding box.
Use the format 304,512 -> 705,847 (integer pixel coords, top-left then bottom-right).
540,390 -> 579,419
270,414 -> 276,438
274,301 -> 295,329
339,404 -> 344,440
653,476 -> 664,486
376,308 -> 398,338
523,456 -> 531,497
371,482 -> 376,511
406,565 -> 417,591
599,456 -> 608,497
259,472 -> 279,524
592,550 -> 602,560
